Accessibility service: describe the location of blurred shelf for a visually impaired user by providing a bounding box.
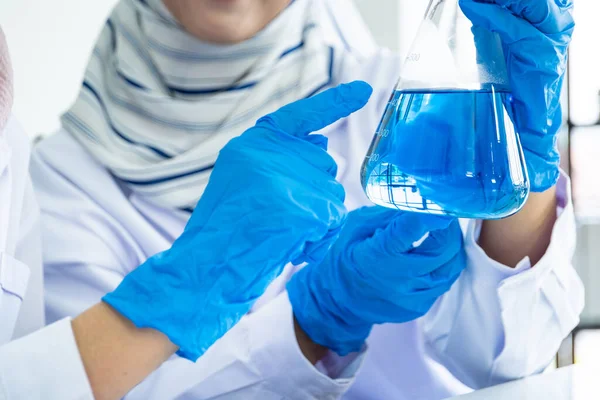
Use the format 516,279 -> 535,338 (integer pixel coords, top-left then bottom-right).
574,329 -> 600,369
571,126 -> 600,225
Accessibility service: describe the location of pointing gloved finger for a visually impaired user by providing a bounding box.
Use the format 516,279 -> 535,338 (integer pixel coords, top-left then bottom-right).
256,81 -> 373,138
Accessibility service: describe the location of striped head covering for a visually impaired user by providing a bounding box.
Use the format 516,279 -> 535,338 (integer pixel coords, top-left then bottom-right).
0,27 -> 13,133
62,0 -> 375,210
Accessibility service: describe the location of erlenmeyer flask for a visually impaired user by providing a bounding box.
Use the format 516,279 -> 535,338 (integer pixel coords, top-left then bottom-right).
360,0 -> 529,219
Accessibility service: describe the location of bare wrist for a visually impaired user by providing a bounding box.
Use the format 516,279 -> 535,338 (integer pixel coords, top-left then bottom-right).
72,303 -> 178,400
480,186 -> 558,267
293,315 -> 328,365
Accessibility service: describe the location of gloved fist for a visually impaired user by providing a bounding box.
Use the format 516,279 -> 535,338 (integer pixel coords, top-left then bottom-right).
460,0 -> 574,191
103,81 -> 374,361
287,206 -> 466,356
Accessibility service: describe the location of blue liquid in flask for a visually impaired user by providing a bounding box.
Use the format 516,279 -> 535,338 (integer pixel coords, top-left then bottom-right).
361,88 -> 529,219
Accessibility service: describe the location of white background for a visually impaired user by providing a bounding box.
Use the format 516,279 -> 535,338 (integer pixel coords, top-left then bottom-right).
0,0 -> 119,136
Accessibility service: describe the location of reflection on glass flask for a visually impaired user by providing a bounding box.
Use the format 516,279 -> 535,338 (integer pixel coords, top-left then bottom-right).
361,88 -> 529,219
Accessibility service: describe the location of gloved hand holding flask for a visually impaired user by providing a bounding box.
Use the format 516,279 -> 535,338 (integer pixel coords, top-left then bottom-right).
460,0 -> 574,192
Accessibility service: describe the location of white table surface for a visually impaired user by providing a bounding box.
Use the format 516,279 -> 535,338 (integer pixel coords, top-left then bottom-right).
451,366 -> 598,399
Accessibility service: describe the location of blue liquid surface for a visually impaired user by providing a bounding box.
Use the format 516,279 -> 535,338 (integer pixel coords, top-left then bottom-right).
361,89 -> 529,219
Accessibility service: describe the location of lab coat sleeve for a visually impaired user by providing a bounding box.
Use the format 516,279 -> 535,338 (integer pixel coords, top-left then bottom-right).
421,172 -> 584,389
0,318 -> 94,400
0,120 -> 93,399
0,116 -> 46,342
0,117 -> 44,343
11,179 -> 45,339
0,129 -> 28,345
0,253 -> 29,345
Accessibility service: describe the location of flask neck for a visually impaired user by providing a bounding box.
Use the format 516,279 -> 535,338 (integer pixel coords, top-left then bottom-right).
399,0 -> 511,92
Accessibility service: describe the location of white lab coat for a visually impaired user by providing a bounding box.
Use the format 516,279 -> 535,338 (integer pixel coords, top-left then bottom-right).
0,116 -> 93,399
28,49 -> 585,400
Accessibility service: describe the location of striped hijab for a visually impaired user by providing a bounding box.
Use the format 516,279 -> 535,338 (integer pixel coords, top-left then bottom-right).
62,0 -> 375,210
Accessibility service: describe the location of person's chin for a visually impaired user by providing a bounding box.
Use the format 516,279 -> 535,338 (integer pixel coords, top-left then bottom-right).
165,0 -> 289,44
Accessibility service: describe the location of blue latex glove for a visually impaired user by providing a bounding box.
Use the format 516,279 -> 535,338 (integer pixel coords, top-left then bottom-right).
287,206 -> 467,356
103,81 -> 374,361
460,0 -> 574,191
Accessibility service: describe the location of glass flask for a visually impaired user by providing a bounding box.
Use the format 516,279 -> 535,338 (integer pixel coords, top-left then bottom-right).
361,0 -> 529,219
